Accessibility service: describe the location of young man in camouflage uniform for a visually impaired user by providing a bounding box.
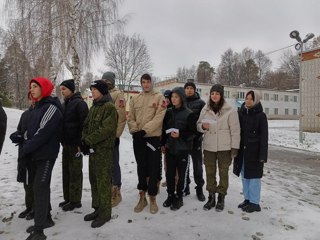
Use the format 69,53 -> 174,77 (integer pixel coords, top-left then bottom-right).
127,73 -> 166,214
102,71 -> 127,207
59,79 -> 88,211
81,80 -> 117,228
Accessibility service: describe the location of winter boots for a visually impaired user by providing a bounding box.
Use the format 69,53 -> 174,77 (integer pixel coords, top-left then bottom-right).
238,200 -> 250,209
26,215 -> 55,233
163,194 -> 175,208
183,184 -> 190,196
26,230 -> 47,240
84,209 -> 99,221
111,186 -> 122,208
149,195 -> 159,214
134,191 -> 148,213
215,193 -> 225,212
196,186 -> 206,202
242,203 -> 261,213
203,193 -> 216,211
58,200 -> 69,208
170,195 -> 183,211
91,216 -> 111,228
18,207 -> 33,218
62,202 -> 82,211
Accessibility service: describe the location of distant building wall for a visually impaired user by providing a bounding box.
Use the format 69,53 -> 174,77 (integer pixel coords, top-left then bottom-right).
301,48 -> 320,132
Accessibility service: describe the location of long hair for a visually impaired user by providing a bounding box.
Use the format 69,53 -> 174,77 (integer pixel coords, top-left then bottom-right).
208,94 -> 225,114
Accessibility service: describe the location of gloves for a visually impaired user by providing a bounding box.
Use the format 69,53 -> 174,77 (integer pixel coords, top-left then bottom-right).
80,141 -> 91,155
231,148 -> 238,158
132,130 -> 146,140
10,132 -> 24,144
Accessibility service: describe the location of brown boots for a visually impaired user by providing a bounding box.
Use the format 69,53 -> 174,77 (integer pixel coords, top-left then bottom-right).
111,186 -> 122,208
134,191 -> 158,214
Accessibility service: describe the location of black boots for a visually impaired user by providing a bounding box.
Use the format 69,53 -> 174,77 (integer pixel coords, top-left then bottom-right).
170,195 -> 183,211
84,209 -> 99,221
58,200 -> 69,208
163,194 -> 175,208
215,194 -> 225,212
203,193 -> 216,210
242,203 -> 261,213
62,202 -> 82,211
183,185 -> 190,196
26,215 -> 55,233
91,216 -> 111,228
196,187 -> 206,202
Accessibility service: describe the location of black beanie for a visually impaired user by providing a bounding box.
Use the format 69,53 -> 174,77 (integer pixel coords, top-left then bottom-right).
60,79 -> 75,92
210,84 -> 224,97
90,80 -> 108,95
184,82 -> 196,90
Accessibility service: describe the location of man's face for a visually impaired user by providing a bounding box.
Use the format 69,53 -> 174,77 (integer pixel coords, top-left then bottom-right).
60,86 -> 73,98
141,79 -> 152,92
185,86 -> 195,97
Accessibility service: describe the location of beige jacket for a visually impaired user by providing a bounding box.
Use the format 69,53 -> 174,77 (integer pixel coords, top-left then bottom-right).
197,102 -> 240,152
109,88 -> 127,138
127,91 -> 166,137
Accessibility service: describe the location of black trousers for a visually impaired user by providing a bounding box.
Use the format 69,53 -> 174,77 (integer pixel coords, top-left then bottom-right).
166,151 -> 189,197
133,137 -> 161,196
186,140 -> 205,189
33,159 -> 55,231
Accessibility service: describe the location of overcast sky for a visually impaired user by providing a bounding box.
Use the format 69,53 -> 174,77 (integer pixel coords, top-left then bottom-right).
115,0 -> 320,78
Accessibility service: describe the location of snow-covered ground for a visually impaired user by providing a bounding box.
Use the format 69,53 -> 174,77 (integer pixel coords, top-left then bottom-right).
1,108 -> 320,240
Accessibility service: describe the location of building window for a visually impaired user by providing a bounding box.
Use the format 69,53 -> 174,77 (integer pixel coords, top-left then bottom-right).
284,95 -> 289,102
293,96 -> 298,102
274,94 -> 278,101
238,92 -> 245,99
293,109 -> 297,115
285,108 -> 289,115
274,108 -> 278,115
224,90 -> 230,98
265,108 -> 269,114
264,93 -> 269,101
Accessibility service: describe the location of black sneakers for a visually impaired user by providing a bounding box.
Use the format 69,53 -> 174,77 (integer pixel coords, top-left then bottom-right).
58,200 -> 69,208
203,193 -> 216,211
238,200 -> 250,209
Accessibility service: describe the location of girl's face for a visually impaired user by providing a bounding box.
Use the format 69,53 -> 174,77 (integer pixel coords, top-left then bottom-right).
210,91 -> 221,103
171,92 -> 182,108
91,87 -> 103,100
30,82 -> 42,100
245,93 -> 254,108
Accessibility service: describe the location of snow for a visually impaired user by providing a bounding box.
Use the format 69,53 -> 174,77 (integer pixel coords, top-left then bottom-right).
1,107 -> 320,240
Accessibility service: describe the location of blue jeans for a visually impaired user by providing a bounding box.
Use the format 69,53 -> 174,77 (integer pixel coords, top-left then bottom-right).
241,163 -> 261,204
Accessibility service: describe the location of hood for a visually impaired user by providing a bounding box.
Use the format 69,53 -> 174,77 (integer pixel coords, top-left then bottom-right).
29,77 -> 54,101
170,87 -> 187,108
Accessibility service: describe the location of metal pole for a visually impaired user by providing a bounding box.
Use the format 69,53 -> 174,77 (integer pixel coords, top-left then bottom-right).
298,43 -> 303,143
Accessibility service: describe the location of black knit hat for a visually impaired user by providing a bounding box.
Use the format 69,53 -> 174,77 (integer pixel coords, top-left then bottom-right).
60,79 -> 75,92
90,80 -> 108,95
184,82 -> 196,90
210,84 -> 224,97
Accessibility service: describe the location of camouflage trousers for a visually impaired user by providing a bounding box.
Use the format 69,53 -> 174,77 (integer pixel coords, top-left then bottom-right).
203,150 -> 232,196
89,147 -> 113,219
62,145 -> 83,203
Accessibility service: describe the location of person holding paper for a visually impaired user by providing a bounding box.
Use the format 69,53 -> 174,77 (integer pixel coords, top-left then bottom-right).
161,87 -> 197,210
197,84 -> 240,212
127,73 -> 166,214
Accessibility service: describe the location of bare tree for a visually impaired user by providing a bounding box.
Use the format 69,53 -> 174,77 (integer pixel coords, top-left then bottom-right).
5,0 -> 124,91
176,65 -> 196,82
279,49 -> 300,84
196,61 -> 215,83
254,50 -> 272,85
105,33 -> 152,91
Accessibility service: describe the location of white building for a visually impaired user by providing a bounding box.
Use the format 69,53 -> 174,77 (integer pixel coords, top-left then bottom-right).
154,79 -> 300,120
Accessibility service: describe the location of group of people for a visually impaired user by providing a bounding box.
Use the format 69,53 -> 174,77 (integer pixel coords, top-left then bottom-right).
3,72 -> 268,240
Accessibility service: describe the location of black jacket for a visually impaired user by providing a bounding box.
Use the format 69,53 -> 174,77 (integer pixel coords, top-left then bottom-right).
233,102 -> 268,179
22,96 -> 63,162
162,87 -> 197,156
0,104 -> 7,154
61,92 -> 89,146
10,106 -> 34,183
